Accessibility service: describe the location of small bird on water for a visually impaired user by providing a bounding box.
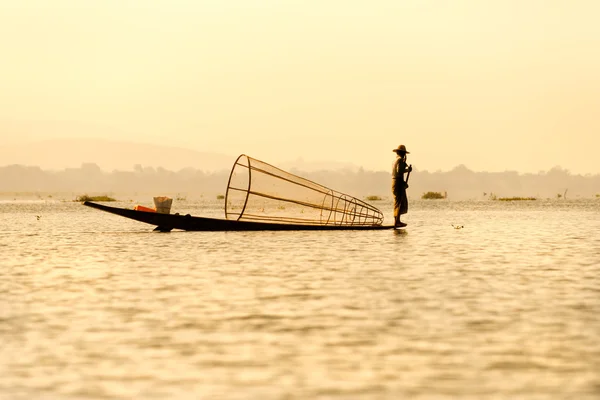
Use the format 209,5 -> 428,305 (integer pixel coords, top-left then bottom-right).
36,215 -> 41,220
451,224 -> 463,229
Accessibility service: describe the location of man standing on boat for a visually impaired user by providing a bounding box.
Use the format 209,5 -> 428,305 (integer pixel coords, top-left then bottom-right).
392,145 -> 412,227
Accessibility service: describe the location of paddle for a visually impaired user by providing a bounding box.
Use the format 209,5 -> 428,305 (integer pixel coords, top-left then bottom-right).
405,164 -> 412,186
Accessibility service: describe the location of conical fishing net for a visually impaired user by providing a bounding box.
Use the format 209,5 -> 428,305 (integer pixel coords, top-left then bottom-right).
225,155 -> 383,226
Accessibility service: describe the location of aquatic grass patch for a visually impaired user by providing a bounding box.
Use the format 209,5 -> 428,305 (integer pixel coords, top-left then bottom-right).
76,194 -> 116,202
216,194 -> 225,200
365,195 -> 382,201
497,197 -> 537,201
421,191 -> 445,200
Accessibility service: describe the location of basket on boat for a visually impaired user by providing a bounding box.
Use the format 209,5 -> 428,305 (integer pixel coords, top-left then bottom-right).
224,155 -> 383,226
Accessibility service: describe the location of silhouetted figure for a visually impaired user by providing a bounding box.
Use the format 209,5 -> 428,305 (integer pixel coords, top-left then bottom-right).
392,145 -> 412,227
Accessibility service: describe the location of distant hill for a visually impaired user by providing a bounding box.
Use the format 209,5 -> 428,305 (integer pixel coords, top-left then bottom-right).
0,121 -> 362,172
0,138 -> 363,173
0,139 -> 235,172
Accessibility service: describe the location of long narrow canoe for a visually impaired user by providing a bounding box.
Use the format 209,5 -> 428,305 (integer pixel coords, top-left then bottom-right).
83,202 -> 398,232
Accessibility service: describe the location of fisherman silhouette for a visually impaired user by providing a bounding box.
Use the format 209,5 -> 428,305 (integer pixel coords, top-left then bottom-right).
392,145 -> 412,228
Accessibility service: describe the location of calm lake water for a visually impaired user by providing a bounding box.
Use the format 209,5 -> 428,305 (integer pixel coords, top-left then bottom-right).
1,198 -> 599,399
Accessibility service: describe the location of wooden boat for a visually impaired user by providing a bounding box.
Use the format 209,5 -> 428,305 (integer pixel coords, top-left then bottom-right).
83,154 -> 402,232
83,201 -> 396,232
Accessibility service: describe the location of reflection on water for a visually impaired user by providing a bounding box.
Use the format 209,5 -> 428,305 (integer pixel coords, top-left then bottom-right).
1,199 -> 599,399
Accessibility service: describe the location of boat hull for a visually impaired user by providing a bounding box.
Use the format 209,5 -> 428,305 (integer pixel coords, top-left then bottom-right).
83,202 -> 397,231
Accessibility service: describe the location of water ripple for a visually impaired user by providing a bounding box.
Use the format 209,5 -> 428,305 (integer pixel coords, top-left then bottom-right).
1,200 -> 599,399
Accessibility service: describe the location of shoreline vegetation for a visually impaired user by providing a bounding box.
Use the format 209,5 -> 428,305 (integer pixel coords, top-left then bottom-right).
1,164 -> 599,200
1,191 -> 599,203
75,195 -> 117,202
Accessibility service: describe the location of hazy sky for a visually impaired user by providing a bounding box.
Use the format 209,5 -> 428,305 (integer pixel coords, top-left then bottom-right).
1,0 -> 599,174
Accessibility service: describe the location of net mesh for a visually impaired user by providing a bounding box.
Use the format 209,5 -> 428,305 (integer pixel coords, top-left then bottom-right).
225,155 -> 384,226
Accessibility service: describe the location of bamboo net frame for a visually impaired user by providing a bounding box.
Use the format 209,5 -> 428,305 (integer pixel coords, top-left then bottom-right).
224,155 -> 383,226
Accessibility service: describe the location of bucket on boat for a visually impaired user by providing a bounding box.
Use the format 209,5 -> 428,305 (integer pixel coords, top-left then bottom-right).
153,196 -> 173,214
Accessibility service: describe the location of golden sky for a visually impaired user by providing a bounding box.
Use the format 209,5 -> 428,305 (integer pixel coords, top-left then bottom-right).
1,0 -> 599,173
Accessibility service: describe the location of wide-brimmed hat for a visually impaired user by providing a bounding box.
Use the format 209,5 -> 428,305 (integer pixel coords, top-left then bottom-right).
392,145 -> 410,154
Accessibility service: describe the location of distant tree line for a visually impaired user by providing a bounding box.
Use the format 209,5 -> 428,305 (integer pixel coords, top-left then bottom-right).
1,163 -> 599,200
